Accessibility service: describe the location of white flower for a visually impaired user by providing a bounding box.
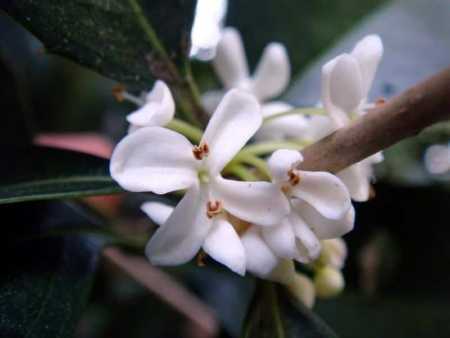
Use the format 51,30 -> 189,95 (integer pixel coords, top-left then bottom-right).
239,149 -> 354,280
126,80 -> 175,133
110,89 -> 290,275
321,35 -> 384,201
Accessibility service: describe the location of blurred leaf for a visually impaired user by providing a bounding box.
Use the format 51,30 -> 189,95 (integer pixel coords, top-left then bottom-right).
1,0 -> 196,90
0,146 -> 121,205
0,201 -> 106,338
243,282 -> 338,338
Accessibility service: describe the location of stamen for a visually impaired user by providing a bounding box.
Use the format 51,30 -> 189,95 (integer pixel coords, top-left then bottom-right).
206,200 -> 223,218
193,143 -> 209,160
288,169 -> 301,186
375,97 -> 386,107
196,251 -> 207,267
112,84 -> 145,106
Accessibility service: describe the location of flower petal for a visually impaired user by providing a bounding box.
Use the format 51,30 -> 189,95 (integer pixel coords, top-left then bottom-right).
251,43 -> 290,101
290,170 -> 351,219
337,163 -> 370,202
241,227 -> 279,278
145,186 -> 211,265
110,127 -> 198,194
141,202 -> 174,226
202,89 -> 261,174
213,27 -> 249,88
351,35 -> 383,98
262,217 -> 297,259
211,176 -> 290,226
289,212 -> 321,262
203,218 -> 246,275
126,80 -> 175,130
267,149 -> 303,184
329,54 -> 364,114
256,102 -> 310,141
292,199 -> 355,239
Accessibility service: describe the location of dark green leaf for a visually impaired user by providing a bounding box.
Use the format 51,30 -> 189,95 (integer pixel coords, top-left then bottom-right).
243,282 -> 338,338
1,0 -> 196,90
0,146 -> 121,205
0,201 -> 106,338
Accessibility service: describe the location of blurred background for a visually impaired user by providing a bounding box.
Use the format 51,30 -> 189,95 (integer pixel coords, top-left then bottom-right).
1,0 -> 449,337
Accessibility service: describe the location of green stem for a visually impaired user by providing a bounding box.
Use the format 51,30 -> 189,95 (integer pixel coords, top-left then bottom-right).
240,155 -> 271,180
236,140 -> 308,159
167,118 -> 203,143
265,282 -> 285,338
263,107 -> 326,124
225,164 -> 259,181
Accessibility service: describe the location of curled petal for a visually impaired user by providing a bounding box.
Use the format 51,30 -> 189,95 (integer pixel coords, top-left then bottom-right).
337,163 -> 371,202
262,217 -> 297,259
292,199 -> 355,240
267,149 -> 303,184
329,54 -> 364,114
251,43 -> 290,101
211,176 -> 290,226
213,27 -> 249,88
289,212 -> 321,262
241,227 -> 279,278
146,186 -> 211,266
127,80 -> 175,130
141,202 -> 174,226
203,218 -> 246,275
290,170 -> 351,219
110,127 -> 198,194
351,35 -> 383,98
202,89 -> 261,175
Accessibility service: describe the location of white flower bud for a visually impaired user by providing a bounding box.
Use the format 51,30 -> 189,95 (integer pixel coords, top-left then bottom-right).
314,266 -> 345,298
319,238 -> 348,269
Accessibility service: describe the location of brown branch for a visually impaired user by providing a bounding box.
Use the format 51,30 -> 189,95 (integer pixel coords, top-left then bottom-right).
102,247 -> 219,337
298,67 -> 450,172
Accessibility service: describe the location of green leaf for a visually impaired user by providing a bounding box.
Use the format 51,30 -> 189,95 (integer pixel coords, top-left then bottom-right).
0,146 -> 121,205
0,201 -> 106,338
243,282 -> 338,338
1,0 -> 196,90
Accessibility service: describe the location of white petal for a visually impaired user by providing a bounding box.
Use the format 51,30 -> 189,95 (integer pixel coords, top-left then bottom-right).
329,54 -> 364,114
201,90 -> 224,113
202,89 -> 262,174
211,176 -> 290,226
126,80 -> 175,129
256,102 -> 310,141
213,27 -> 249,88
302,115 -> 334,142
141,202 -> 174,226
292,199 -> 355,240
337,163 -> 370,202
203,218 -> 246,275
110,127 -> 198,194
251,43 -> 290,101
290,170 -> 351,219
241,227 -> 279,278
289,212 -> 321,262
146,186 -> 211,266
267,149 -> 303,184
262,217 -> 297,259
351,35 -> 383,98
369,151 -> 384,164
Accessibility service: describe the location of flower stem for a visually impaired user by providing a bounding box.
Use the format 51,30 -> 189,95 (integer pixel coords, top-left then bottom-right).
239,155 -> 271,180
225,164 -> 259,181
237,140 -> 309,159
167,118 -> 203,143
263,107 -> 326,124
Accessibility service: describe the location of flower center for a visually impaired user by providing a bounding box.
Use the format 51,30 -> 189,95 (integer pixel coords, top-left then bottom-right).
288,169 -> 301,186
193,142 -> 209,160
197,168 -> 210,184
206,200 -> 223,218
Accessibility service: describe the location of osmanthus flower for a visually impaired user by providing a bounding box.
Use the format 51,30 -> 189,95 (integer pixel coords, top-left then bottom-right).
321,35 -> 384,201
115,80 -> 175,133
110,89 -> 290,275
238,149 -> 353,279
203,27 -> 324,142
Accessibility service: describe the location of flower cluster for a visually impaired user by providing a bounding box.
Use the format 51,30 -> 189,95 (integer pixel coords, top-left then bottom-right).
110,29 -> 384,306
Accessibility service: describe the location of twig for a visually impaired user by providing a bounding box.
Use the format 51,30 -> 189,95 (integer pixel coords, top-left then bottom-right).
102,247 -> 218,337
298,67 -> 450,172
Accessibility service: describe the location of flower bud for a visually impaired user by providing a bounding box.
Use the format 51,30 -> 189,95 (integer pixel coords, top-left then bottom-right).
286,273 -> 316,308
318,238 -> 347,269
314,266 -> 344,298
